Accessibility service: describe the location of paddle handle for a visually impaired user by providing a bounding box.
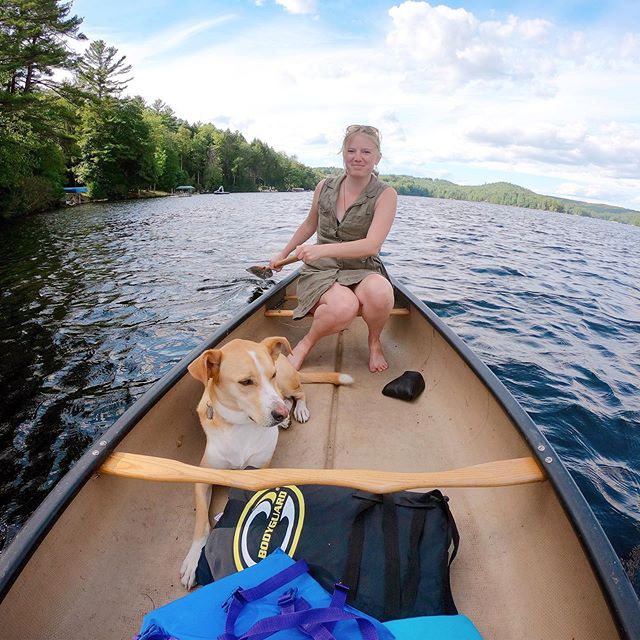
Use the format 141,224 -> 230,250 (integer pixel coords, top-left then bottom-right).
273,254 -> 300,269
100,452 -> 545,492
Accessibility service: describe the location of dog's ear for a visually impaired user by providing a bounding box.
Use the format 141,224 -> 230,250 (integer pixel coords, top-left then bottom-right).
187,349 -> 222,385
261,336 -> 292,361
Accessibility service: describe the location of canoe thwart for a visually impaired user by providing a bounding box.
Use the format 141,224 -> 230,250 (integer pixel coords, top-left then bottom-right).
265,308 -> 410,318
100,452 -> 546,492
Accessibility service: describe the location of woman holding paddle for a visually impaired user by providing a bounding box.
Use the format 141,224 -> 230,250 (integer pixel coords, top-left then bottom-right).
269,125 -> 397,373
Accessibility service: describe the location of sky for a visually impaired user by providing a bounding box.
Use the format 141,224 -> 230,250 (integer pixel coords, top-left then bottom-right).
71,0 -> 640,210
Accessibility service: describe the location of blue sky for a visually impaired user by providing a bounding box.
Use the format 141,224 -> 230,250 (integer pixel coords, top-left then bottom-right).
71,1 -> 640,210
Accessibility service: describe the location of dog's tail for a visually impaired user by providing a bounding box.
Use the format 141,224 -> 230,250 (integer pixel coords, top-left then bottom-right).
298,372 -> 354,385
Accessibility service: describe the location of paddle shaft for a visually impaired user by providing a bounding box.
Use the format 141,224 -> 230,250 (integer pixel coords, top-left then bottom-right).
100,452 -> 545,492
273,254 -> 300,269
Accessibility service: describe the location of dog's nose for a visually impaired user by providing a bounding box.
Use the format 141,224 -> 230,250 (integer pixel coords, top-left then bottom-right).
271,404 -> 289,421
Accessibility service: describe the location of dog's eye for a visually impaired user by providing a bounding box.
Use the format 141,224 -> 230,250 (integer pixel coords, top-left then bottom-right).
239,378 -> 254,386
270,372 -> 276,379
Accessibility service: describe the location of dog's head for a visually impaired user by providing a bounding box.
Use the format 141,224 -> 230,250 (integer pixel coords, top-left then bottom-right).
187,337 -> 292,428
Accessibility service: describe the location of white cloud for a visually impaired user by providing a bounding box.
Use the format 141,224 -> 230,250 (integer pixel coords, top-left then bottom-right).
386,2 -> 554,88
464,121 -> 640,178
275,0 -> 317,15
555,179 -> 640,209
122,16 -> 236,62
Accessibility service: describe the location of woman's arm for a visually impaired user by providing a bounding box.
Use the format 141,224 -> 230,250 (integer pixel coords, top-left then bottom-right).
269,180 -> 323,268
295,187 -> 397,263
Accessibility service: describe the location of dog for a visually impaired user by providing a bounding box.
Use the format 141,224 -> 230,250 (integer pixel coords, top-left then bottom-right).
180,336 -> 353,588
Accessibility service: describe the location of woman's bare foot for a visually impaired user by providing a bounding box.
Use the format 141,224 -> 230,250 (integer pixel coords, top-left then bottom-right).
368,340 -> 388,372
287,336 -> 314,370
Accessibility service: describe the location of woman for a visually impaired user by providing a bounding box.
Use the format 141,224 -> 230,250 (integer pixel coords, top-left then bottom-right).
269,125 -> 397,373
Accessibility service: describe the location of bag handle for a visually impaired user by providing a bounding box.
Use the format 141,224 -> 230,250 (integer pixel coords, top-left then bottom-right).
381,494 -> 401,619
236,607 -> 379,640
400,507 -> 426,611
222,559 -> 309,637
220,561 -> 379,640
442,495 -> 460,615
343,500 -> 376,599
344,495 -> 403,620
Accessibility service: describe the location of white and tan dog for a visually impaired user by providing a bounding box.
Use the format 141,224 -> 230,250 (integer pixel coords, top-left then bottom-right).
180,336 -> 352,588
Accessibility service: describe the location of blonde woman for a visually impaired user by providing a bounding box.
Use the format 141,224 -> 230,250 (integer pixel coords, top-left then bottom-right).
270,125 -> 397,372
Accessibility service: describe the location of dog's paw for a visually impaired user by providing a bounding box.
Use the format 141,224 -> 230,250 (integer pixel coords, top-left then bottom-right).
180,538 -> 206,589
293,399 -> 310,423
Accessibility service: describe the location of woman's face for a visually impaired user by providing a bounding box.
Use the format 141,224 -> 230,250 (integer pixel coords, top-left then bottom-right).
343,133 -> 381,177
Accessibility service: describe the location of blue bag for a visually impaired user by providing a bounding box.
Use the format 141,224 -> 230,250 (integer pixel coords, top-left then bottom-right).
384,615 -> 483,639
135,549 -> 393,640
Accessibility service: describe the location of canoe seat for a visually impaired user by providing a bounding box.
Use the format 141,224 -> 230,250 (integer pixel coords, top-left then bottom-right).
265,294 -> 410,318
384,615 -> 483,639
264,308 -> 410,318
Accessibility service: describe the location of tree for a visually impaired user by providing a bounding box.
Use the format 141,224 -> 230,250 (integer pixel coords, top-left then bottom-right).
75,40 -> 132,99
0,0 -> 85,95
0,0 -> 85,216
75,97 -> 153,199
192,124 -> 223,191
150,99 -> 179,131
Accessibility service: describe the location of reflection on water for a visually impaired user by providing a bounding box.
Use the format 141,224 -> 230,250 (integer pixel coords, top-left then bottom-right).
1,192 -> 639,593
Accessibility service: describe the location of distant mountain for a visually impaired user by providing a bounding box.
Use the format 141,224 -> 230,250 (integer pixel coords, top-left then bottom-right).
314,168 -> 640,227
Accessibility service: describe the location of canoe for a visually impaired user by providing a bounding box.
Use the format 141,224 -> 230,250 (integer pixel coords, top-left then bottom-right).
0,271 -> 638,639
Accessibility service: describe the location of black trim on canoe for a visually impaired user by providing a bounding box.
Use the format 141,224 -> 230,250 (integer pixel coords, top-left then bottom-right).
1,271 -> 638,640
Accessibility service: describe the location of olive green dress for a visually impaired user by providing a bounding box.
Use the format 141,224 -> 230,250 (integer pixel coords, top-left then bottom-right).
292,173 -> 390,319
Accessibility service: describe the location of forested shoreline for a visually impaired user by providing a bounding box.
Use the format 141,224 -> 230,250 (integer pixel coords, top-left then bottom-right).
382,175 -> 640,226
2,1 -> 638,226
0,1 -> 320,219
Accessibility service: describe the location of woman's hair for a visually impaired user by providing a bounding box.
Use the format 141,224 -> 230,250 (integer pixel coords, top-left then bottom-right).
341,124 -> 382,156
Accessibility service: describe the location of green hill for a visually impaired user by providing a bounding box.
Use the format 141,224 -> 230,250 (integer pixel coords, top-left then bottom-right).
315,169 -> 640,227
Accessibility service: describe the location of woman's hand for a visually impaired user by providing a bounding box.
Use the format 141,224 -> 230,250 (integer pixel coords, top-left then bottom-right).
295,244 -> 326,264
268,250 -> 289,271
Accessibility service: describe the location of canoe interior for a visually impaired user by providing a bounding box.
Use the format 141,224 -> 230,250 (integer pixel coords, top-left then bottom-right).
0,280 -> 620,639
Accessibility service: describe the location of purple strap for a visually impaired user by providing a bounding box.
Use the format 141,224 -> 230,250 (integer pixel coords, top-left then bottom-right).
277,595 -> 334,640
221,560 -> 309,639
235,560 -> 310,604
238,608 -> 379,640
219,559 -> 378,640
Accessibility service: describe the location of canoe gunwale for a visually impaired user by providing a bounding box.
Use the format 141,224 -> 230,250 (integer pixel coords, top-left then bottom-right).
391,275 -> 640,640
1,269 -> 638,640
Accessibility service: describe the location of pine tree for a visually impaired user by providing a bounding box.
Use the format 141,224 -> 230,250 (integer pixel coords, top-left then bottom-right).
75,40 -> 132,99
0,0 -> 85,94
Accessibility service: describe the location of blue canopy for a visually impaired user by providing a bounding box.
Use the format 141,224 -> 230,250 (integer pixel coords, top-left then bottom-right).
64,187 -> 88,193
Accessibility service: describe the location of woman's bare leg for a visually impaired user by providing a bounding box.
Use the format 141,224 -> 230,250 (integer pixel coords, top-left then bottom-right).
354,274 -> 394,372
288,283 -> 360,370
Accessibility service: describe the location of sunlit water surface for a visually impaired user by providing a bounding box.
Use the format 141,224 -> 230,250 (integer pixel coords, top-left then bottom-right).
1,193 -> 638,593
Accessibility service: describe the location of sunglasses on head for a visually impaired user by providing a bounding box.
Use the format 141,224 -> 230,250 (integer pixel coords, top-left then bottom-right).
345,125 -> 380,139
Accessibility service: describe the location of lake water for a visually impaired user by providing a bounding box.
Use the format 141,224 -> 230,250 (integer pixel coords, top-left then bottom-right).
1,192 -> 638,594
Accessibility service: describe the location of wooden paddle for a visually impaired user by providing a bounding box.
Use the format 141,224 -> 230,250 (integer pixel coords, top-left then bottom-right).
100,452 -> 545,492
247,254 -> 299,279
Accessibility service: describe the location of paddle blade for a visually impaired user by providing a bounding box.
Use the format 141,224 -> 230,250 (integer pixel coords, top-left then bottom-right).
247,265 -> 273,279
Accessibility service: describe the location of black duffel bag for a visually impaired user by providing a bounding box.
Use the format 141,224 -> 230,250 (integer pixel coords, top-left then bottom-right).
196,485 -> 459,621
